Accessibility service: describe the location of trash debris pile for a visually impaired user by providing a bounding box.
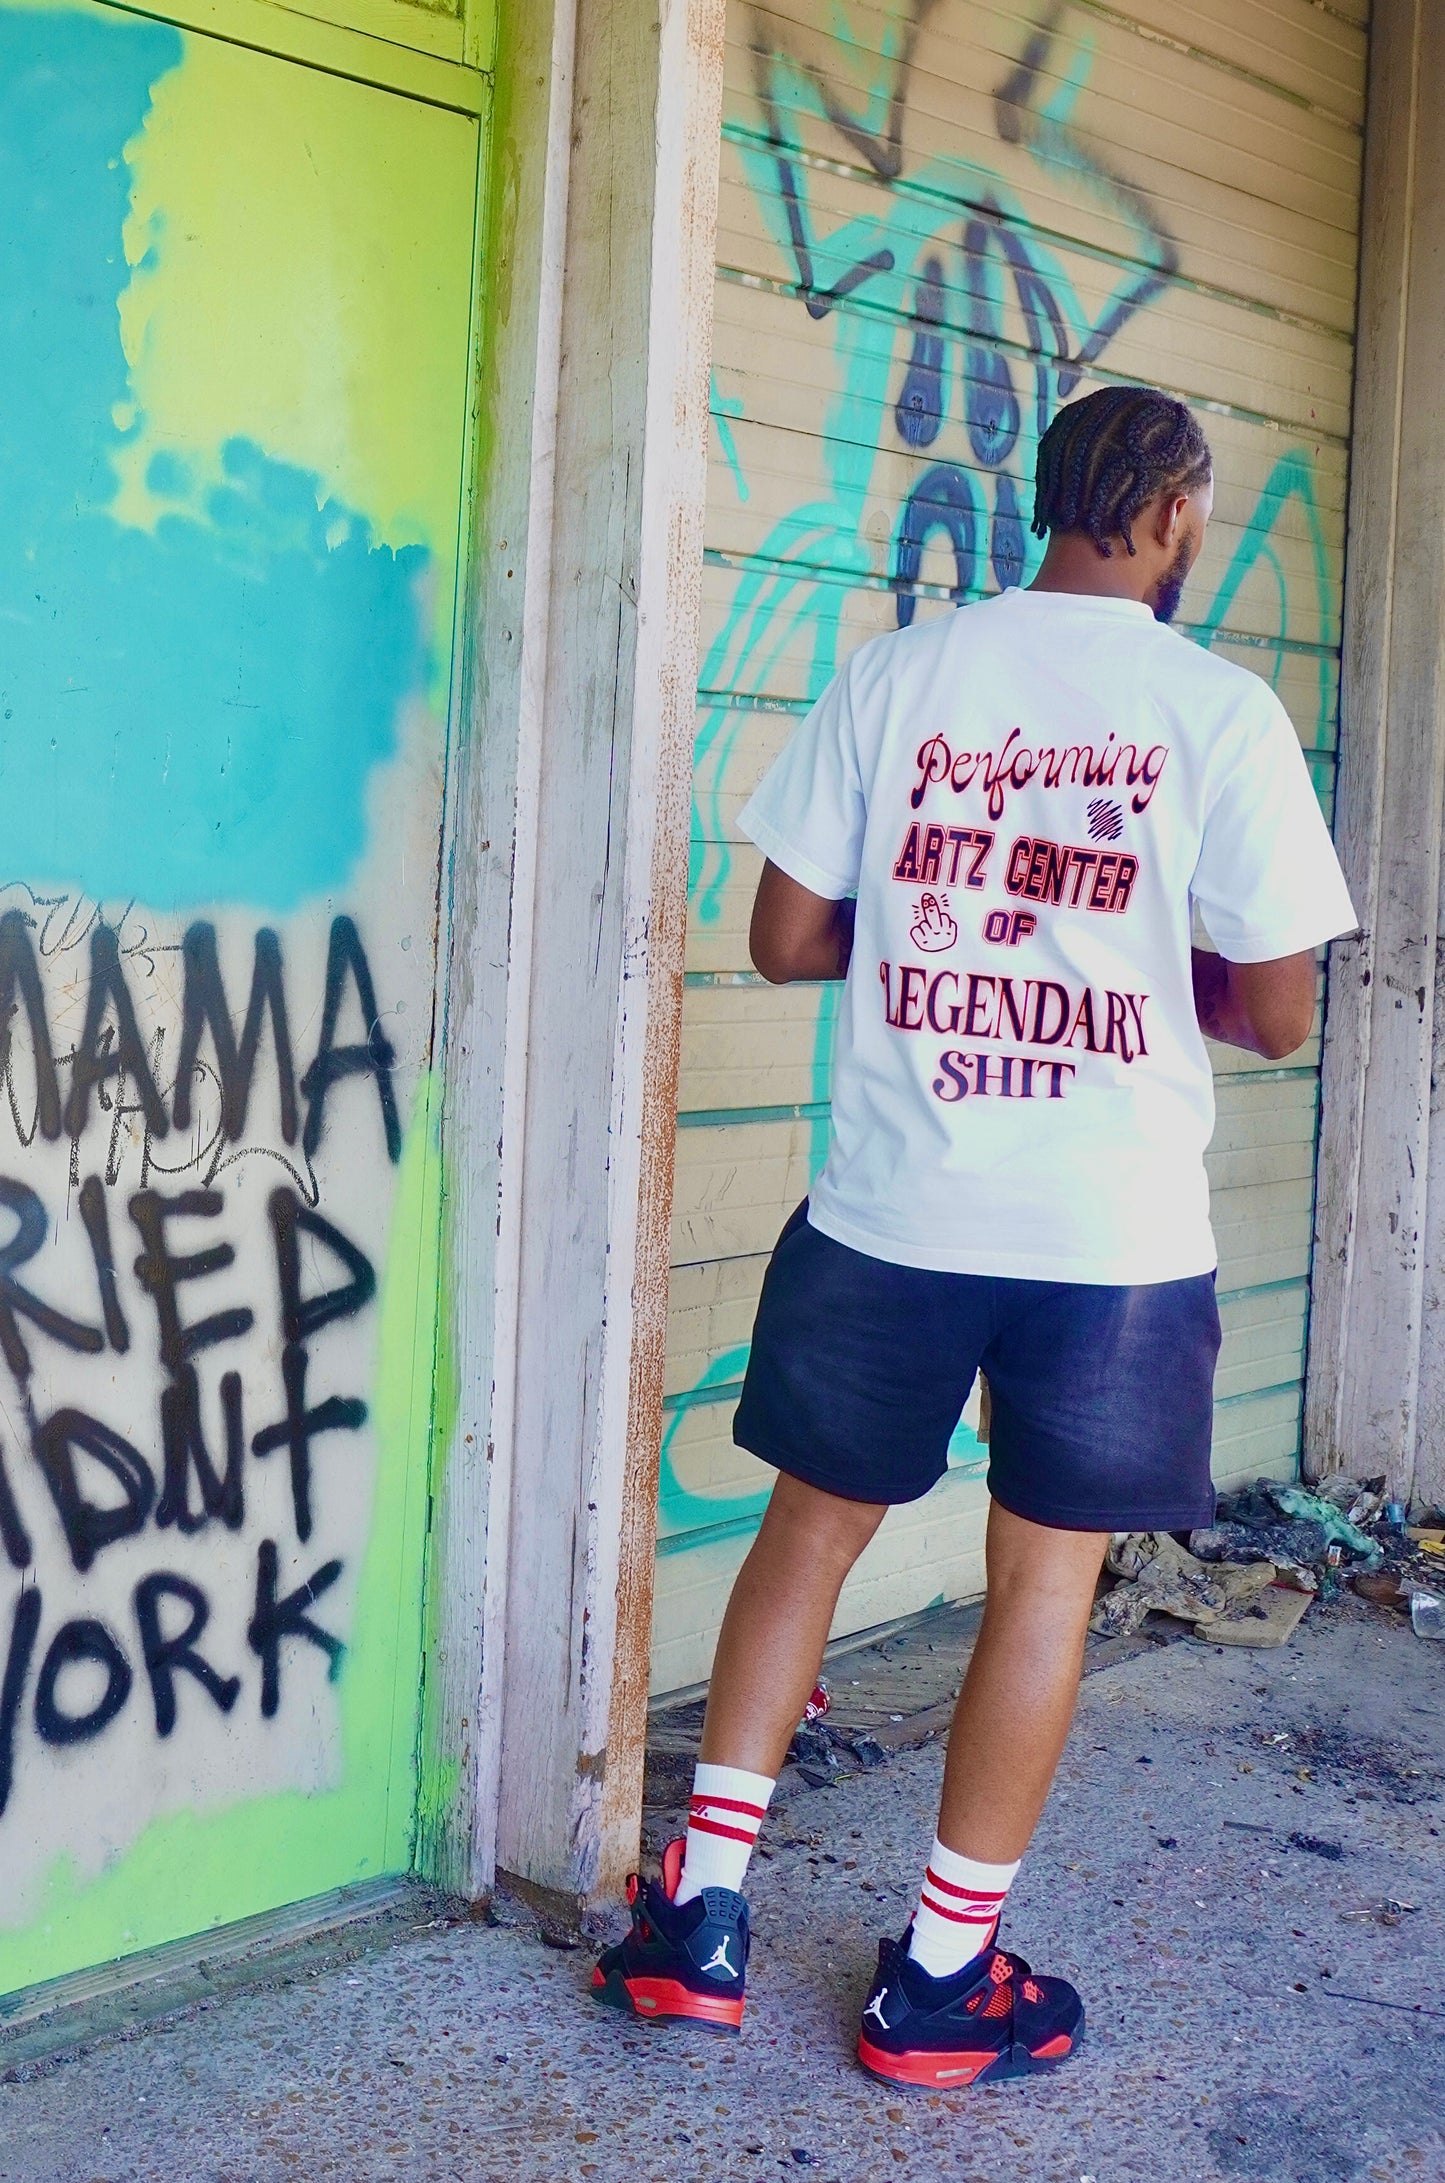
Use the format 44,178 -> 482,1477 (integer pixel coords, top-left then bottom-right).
1089,1529 -> 1306,1647
1307,1474 -> 1445,1638
1090,1475 -> 1445,1647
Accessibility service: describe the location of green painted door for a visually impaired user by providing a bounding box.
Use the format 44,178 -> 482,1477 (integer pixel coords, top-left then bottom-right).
0,0 -> 483,1994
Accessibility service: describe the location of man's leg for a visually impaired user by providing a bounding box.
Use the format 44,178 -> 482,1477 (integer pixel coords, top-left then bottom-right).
701,1471 -> 887,1773
669,1473 -> 885,1904
591,1472 -> 885,2027
894,1499 -> 1106,1974
856,1500 -> 1106,2085
937,1498 -> 1108,1862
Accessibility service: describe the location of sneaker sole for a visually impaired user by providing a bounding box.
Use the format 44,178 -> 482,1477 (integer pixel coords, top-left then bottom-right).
856,2024 -> 1082,2091
591,1967 -> 743,2033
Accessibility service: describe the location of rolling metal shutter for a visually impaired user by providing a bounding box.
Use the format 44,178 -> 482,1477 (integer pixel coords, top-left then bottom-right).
654,0 -> 1367,1694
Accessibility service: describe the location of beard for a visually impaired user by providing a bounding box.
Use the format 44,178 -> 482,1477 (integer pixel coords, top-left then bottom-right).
1152,536 -> 1194,625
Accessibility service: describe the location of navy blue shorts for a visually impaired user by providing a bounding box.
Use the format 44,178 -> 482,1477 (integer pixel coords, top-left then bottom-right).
732,1204 -> 1221,1534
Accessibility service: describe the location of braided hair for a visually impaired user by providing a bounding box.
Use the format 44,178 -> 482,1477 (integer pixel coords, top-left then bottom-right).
1031,385 -> 1212,558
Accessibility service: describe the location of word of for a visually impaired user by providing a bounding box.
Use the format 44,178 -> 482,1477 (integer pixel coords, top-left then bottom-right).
982,909 -> 1038,946
909,729 -> 1169,822
1004,836 -> 1139,914
879,964 -> 1150,1060
932,1052 -> 1076,1102
892,822 -> 994,889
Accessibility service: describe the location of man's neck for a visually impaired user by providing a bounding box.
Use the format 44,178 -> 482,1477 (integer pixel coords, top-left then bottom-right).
1026,532 -> 1152,604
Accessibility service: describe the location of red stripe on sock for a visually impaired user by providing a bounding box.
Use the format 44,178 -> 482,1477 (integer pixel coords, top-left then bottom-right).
688,1814 -> 759,1846
689,1795 -> 767,1821
920,1890 -> 1003,1926
923,1867 -> 1008,1904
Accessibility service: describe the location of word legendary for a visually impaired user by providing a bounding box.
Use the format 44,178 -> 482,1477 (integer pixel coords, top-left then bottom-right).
879,963 -> 1151,1106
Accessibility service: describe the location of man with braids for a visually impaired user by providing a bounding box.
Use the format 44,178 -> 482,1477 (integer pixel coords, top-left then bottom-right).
593,386 -> 1355,2088
1030,380 -> 1212,617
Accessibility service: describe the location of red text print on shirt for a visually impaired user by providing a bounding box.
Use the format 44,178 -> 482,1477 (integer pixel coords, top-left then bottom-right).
1004,835 -> 1140,914
892,821 -> 994,888
879,962 -> 1150,1062
933,1052 -> 1076,1102
909,728 -> 1169,821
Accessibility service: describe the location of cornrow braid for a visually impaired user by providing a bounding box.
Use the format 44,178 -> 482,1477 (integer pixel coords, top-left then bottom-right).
1031,385 -> 1212,558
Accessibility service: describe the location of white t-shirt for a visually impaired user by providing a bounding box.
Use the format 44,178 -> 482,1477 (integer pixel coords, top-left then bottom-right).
738,588 -> 1357,1285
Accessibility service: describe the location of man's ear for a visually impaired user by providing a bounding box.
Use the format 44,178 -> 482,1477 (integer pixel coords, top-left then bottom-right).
1155,491 -> 1191,546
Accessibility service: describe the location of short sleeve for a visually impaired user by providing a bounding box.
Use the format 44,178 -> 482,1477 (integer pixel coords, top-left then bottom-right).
1191,692 -> 1357,962
737,661 -> 866,901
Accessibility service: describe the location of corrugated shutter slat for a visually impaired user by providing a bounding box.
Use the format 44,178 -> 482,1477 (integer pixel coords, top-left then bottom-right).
655,0 -> 1366,1695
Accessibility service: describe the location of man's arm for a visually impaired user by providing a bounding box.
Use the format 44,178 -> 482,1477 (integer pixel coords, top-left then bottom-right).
1191,947 -> 1315,1060
750,860 -> 856,983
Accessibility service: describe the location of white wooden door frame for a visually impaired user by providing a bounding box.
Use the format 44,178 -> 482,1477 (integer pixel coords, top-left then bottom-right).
1308,0 -> 1445,1508
421,0 -> 725,1904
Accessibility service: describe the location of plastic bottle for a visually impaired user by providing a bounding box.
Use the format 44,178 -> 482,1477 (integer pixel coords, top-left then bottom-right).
1410,1588 -> 1444,1640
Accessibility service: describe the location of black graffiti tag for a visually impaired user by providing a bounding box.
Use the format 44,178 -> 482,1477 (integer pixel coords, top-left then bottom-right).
0,908 -> 398,1821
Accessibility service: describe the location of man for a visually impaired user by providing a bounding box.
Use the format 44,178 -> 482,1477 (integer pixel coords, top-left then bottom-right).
593,385 -> 1356,2087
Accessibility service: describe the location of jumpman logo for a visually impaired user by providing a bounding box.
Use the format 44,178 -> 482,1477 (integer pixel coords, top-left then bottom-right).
702,1937 -> 736,1978
863,1988 -> 889,2029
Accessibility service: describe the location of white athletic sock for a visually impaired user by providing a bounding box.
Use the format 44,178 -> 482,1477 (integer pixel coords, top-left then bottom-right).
906,1837 -> 1021,1981
674,1763 -> 776,1903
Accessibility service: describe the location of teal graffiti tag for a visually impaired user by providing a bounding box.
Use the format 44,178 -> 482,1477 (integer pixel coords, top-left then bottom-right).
712,375 -> 751,504
1193,450 -> 1336,750
692,1 -> 1178,930
657,1346 -> 768,1552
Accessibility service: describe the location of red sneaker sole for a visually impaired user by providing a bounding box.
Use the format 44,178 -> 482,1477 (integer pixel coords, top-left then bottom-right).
856,2029 -> 1078,2090
592,1966 -> 743,2033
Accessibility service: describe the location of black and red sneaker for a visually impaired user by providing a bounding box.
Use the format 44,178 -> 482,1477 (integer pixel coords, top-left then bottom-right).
856,1927 -> 1083,2090
591,1837 -> 749,2033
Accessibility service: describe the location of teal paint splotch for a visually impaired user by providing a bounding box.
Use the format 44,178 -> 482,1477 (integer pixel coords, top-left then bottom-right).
0,15 -> 429,914
1194,450 -> 1336,748
657,1345 -> 766,1545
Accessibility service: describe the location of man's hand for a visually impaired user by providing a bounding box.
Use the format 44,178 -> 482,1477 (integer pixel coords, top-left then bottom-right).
750,860 -> 856,982
1191,946 -> 1315,1059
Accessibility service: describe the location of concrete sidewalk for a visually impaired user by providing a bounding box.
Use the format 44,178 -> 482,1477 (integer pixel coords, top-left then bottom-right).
1,1597 -> 1441,2183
